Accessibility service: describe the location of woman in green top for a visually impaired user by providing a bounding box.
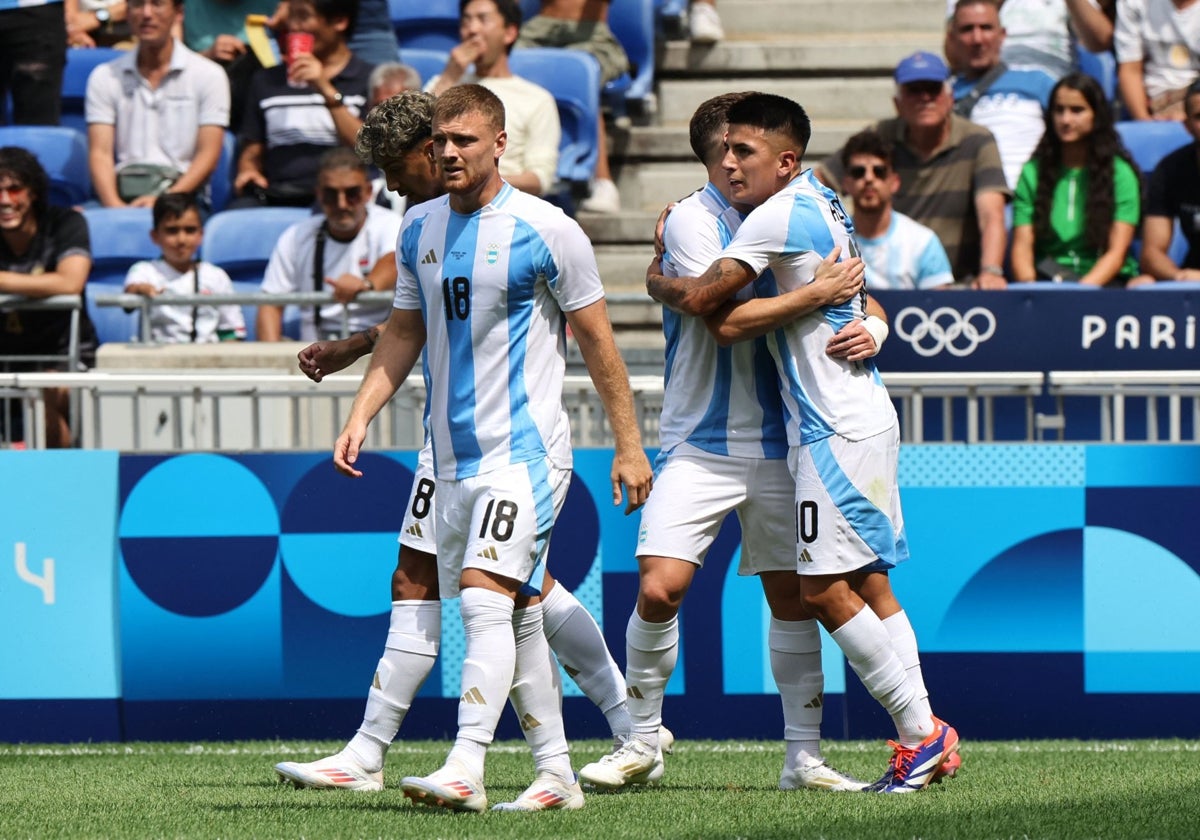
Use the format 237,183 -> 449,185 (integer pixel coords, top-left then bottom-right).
1011,72 -> 1141,286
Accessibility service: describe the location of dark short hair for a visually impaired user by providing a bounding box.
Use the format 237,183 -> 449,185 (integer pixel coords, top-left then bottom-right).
357,90 -> 436,164
318,145 -> 371,177
152,192 -> 203,228
461,0 -> 522,29
302,0 -> 358,38
840,129 -> 894,169
725,93 -> 811,157
434,83 -> 506,135
689,92 -> 754,167
0,146 -> 49,218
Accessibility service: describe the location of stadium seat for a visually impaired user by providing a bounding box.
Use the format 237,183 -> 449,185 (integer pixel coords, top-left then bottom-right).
389,0 -> 460,52
61,47 -> 125,133
508,47 -> 601,187
655,0 -> 689,39
1076,47 -> 1116,102
209,130 -> 237,213
201,207 -> 312,340
398,47 -> 451,87
1114,120 -> 1191,175
82,206 -> 157,343
0,125 -> 92,206
605,0 -> 656,121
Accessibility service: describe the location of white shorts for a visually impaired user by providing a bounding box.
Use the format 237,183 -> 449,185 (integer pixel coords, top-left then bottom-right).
788,423 -> 909,576
434,459 -> 571,599
397,443 -> 437,554
636,444 -> 796,574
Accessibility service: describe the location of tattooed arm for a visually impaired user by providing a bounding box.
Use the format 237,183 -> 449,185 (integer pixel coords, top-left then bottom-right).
645,255 -> 758,317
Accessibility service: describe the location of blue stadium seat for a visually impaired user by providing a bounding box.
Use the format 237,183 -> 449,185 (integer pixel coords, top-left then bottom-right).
209,130 -> 237,213
62,47 -> 125,133
0,125 -> 92,206
1076,47 -> 1116,102
1115,120 -> 1191,175
655,0 -> 689,38
389,0 -> 460,52
82,207 -> 157,343
398,47 -> 451,87
605,0 -> 656,120
509,47 -> 601,186
201,207 -> 312,340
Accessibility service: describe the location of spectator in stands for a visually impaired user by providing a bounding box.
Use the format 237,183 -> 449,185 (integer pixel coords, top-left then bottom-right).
946,0 -> 1055,189
818,50 -> 1010,287
0,146 -> 96,447
367,63 -> 424,214
234,0 -> 371,208
1131,78 -> 1200,283
1116,0 -> 1200,121
347,0 -> 400,67
427,0 -> 560,197
515,0 -> 626,213
123,193 -> 246,343
86,0 -> 231,209
688,0 -> 723,45
256,147 -> 399,341
1011,73 -> 1141,285
1,0 -> 67,124
944,0 -> 1115,80
841,130 -> 954,290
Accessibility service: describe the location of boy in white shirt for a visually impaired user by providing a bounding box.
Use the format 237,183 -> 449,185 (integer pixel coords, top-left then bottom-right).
124,193 -> 246,343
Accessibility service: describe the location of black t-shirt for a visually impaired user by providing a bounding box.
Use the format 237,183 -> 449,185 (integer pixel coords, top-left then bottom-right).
239,55 -> 373,199
1146,142 -> 1200,270
0,205 -> 97,367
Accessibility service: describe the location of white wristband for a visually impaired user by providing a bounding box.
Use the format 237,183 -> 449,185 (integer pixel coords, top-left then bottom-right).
863,315 -> 889,352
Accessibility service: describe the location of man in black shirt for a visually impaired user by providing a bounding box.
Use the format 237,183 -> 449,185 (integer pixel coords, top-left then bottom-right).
1135,80 -> 1200,284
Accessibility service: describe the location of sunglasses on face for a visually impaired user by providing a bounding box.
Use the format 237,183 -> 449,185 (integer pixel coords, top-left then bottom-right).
847,165 -> 889,180
0,183 -> 29,198
320,185 -> 364,205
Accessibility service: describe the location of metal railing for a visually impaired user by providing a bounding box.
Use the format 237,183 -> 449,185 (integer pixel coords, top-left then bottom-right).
1047,371 -> 1200,443
0,294 -> 85,445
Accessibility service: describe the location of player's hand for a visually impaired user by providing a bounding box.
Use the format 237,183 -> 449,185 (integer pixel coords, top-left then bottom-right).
611,447 -> 653,514
645,254 -> 665,300
333,420 -> 368,477
826,318 -> 877,362
298,337 -> 358,381
326,273 -> 368,304
652,201 -> 677,259
810,246 -> 864,305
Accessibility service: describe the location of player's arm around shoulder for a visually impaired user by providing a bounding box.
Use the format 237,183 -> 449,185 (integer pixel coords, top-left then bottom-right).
564,299 -> 653,513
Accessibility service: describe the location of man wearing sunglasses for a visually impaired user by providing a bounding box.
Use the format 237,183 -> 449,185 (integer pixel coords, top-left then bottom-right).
256,146 -> 399,341
841,130 -> 953,291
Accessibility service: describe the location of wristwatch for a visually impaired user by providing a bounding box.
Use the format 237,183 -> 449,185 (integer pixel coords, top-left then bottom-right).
326,91 -> 345,109
95,6 -> 111,26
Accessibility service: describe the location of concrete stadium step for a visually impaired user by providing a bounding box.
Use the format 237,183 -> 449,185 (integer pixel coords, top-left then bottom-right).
658,33 -> 943,78
619,119 -> 877,164
706,0 -> 946,37
656,75 -> 897,126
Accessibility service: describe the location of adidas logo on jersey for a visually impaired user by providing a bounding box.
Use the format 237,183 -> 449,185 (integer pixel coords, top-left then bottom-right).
798,548 -> 813,564
519,713 -> 541,731
420,249 -> 438,265
804,692 -> 823,710
461,686 -> 486,705
476,545 -> 499,561
405,523 -> 424,539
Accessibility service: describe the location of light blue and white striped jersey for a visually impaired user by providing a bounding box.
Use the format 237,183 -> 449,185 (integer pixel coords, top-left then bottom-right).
721,170 -> 897,446
659,182 -> 787,462
394,182 -> 604,480
860,211 -> 954,291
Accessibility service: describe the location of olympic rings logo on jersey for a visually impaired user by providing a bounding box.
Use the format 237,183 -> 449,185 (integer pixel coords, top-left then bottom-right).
894,306 -> 997,357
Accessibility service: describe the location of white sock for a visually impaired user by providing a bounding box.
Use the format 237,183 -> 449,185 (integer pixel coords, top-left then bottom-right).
830,607 -> 932,747
881,610 -> 929,702
540,584 -> 630,738
510,603 -> 573,782
447,587 -> 515,780
344,600 -> 440,772
624,612 -> 678,745
769,617 -> 824,765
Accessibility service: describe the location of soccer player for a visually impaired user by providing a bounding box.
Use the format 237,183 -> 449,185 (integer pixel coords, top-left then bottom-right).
645,92 -> 959,794
276,90 -> 654,795
333,84 -> 653,812
578,93 -> 883,794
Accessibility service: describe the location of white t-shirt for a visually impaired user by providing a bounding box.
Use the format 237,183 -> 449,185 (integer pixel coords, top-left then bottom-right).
124,258 -> 245,343
394,182 -> 603,480
1115,0 -> 1200,99
85,40 -> 230,171
658,182 -> 787,461
261,204 -> 401,339
720,170 -> 897,446
860,212 -> 955,291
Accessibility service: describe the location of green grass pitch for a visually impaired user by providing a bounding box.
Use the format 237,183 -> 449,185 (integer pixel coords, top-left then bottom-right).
3,738 -> 1199,839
